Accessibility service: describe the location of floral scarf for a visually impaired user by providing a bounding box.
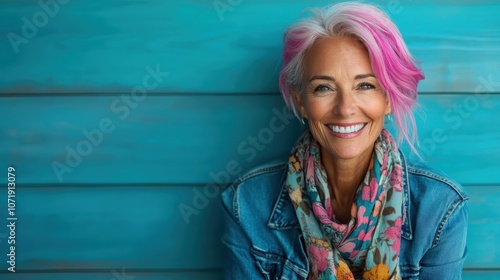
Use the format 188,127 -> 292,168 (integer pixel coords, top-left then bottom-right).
286,129 -> 403,280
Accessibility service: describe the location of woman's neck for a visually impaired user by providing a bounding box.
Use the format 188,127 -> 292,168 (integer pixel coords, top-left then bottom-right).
321,147 -> 373,221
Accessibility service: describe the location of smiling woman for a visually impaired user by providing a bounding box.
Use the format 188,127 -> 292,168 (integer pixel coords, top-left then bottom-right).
221,2 -> 468,280
293,36 -> 393,224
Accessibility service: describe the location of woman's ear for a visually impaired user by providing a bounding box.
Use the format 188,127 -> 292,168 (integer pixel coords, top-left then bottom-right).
291,86 -> 306,118
384,94 -> 391,115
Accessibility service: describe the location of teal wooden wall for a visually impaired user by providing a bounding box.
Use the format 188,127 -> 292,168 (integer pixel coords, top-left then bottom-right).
1,0 -> 499,279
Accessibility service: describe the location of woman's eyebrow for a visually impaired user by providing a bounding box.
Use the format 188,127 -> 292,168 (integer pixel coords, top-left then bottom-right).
354,74 -> 375,79
309,75 -> 335,83
308,74 -> 375,83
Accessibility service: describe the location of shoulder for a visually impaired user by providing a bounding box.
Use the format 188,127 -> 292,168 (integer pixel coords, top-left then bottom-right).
401,152 -> 468,248
221,160 -> 288,223
231,160 -> 288,188
398,153 -> 469,271
402,152 -> 468,202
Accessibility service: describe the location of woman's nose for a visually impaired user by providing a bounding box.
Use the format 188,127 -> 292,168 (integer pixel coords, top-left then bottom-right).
333,90 -> 356,117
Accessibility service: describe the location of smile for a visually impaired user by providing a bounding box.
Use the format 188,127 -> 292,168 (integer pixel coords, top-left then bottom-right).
328,123 -> 365,134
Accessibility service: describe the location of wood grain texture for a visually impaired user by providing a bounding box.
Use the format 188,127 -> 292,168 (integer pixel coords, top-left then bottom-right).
1,94 -> 499,185
0,186 -> 224,270
0,0 -> 499,93
0,185 -> 497,270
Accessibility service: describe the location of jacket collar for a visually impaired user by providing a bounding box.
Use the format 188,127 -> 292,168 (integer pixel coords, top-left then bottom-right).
267,150 -> 413,240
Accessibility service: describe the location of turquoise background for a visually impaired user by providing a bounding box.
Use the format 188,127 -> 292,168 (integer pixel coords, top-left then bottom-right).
0,0 -> 499,279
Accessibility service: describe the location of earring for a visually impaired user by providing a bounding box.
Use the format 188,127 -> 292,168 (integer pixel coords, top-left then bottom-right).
385,113 -> 392,123
301,117 -> 308,125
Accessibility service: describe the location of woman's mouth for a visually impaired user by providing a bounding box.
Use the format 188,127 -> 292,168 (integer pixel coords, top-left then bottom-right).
327,123 -> 366,138
327,123 -> 365,134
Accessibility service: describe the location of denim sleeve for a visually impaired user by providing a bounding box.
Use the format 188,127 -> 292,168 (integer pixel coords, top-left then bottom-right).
220,186 -> 263,280
419,199 -> 468,280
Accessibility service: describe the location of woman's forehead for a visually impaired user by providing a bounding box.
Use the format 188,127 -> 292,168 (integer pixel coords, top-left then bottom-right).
302,37 -> 373,80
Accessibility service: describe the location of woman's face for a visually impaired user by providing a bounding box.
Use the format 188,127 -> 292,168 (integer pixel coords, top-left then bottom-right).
294,36 -> 391,162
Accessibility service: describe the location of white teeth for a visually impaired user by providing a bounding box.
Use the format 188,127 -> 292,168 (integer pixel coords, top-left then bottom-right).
328,124 -> 365,134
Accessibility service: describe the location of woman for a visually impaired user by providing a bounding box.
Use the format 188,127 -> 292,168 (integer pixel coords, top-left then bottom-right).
221,2 -> 468,279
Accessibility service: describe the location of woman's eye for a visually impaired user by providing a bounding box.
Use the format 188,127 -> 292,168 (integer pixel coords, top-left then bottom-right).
314,85 -> 331,92
358,82 -> 375,90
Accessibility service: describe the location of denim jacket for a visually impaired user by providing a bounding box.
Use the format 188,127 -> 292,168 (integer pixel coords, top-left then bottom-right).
221,151 -> 468,280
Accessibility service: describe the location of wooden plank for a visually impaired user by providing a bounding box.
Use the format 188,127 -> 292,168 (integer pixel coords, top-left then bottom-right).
1,94 -> 499,185
0,186 -> 225,270
0,95 -> 302,184
0,271 -> 222,280
0,185 -> 497,270
0,1 -> 498,94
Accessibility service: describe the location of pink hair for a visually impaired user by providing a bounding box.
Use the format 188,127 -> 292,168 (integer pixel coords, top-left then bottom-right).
279,2 -> 424,153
